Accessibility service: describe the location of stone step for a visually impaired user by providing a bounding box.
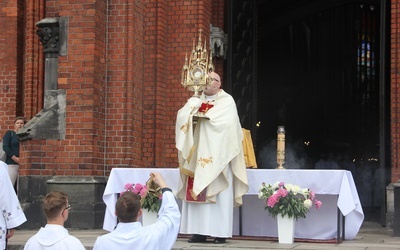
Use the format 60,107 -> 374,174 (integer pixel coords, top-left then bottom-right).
7,222 -> 399,250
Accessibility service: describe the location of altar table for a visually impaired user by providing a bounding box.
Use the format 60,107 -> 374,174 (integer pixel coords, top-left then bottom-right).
102,168 -> 364,240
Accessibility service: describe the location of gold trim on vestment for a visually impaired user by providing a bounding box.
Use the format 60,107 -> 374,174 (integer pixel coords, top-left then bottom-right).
198,156 -> 213,168
190,188 -> 199,200
187,145 -> 196,163
180,122 -> 189,134
180,166 -> 194,177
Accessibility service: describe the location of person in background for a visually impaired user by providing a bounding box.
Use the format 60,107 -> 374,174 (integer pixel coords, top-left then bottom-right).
0,161 -> 27,250
2,116 -> 26,191
93,172 -> 180,250
23,191 -> 85,250
175,72 -> 249,244
339,153 -> 356,177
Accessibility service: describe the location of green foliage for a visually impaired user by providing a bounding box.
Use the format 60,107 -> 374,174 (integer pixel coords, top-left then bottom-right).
266,193 -> 308,219
141,191 -> 162,213
123,182 -> 162,213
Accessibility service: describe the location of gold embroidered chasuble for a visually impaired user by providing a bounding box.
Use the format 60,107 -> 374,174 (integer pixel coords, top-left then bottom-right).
176,90 -> 249,207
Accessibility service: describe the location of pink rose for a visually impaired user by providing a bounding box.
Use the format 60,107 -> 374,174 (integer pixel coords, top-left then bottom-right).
315,200 -> 322,209
277,188 -> 288,197
134,183 -> 143,193
267,194 -> 280,207
140,185 -> 148,197
124,183 -> 133,191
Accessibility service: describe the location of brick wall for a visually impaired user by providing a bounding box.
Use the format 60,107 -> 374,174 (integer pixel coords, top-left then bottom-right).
392,0 -> 400,183
143,0 -> 168,169
24,1 -> 45,119
0,1 -> 21,133
105,0 -> 145,170
5,0 -> 225,177
21,0 -> 110,176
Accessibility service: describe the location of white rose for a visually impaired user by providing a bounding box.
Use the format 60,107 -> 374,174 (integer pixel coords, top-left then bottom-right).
304,199 -> 312,209
301,188 -> 309,194
292,185 -> 301,194
285,184 -> 293,192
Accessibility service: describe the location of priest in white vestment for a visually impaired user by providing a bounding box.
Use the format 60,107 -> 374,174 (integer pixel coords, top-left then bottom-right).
176,72 -> 249,243
0,161 -> 26,250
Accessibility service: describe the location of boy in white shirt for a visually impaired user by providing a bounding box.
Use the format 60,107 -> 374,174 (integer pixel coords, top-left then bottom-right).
93,172 -> 180,250
23,191 -> 85,250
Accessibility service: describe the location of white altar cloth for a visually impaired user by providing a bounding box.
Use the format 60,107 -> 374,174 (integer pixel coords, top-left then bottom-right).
102,168 -> 364,240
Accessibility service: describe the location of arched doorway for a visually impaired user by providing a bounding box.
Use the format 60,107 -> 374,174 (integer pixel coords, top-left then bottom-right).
226,0 -> 390,223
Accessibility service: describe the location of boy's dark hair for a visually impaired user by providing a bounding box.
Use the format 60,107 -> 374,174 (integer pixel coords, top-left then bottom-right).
116,191 -> 141,222
43,191 -> 68,220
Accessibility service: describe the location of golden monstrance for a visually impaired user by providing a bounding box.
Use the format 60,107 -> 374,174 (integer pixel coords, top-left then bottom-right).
181,29 -> 215,97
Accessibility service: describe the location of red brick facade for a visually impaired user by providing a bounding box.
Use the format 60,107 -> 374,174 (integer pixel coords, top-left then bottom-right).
1,0 -> 224,176
392,0 -> 400,183
1,0 -> 399,183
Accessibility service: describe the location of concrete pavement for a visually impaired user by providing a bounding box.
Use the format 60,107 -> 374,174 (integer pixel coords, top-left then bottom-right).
8,221 -> 400,250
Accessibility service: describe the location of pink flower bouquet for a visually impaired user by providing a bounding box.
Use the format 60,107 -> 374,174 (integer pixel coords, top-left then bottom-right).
122,182 -> 162,212
258,181 -> 322,220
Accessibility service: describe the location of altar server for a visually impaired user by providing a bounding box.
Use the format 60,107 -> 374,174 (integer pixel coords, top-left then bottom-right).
23,191 -> 85,250
93,172 -> 180,250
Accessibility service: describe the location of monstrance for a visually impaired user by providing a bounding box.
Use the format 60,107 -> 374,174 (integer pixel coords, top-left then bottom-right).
181,29 -> 214,97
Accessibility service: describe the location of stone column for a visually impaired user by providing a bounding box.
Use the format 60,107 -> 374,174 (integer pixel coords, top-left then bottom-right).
18,17 -> 68,141
36,17 -> 60,91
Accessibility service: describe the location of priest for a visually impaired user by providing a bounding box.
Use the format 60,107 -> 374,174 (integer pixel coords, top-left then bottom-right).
0,161 -> 26,250
176,72 -> 249,243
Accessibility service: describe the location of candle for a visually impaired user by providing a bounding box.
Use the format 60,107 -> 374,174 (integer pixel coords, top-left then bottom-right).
276,126 -> 285,169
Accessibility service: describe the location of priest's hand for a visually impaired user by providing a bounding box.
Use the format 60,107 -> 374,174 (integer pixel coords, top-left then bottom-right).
188,97 -> 203,109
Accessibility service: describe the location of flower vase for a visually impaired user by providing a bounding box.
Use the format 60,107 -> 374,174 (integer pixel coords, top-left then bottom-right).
277,214 -> 295,244
142,209 -> 158,226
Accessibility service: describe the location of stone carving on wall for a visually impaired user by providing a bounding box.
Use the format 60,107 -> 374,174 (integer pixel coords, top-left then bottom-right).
210,24 -> 227,58
36,18 -> 60,54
